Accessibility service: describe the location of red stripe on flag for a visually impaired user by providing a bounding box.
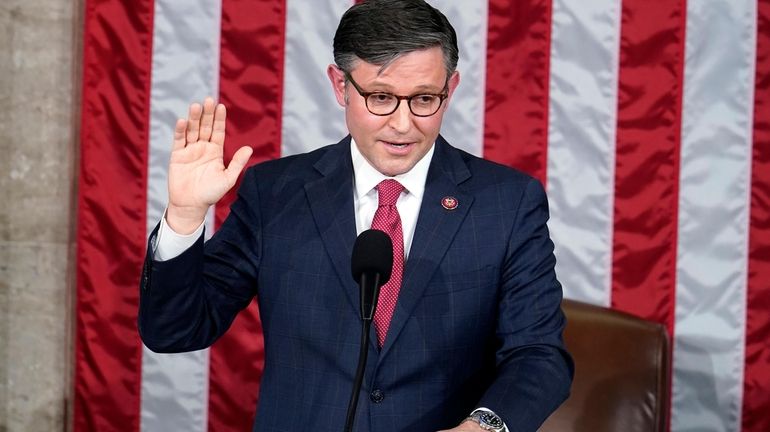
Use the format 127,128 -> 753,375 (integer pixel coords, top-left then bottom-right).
743,1 -> 770,430
74,0 -> 155,430
610,0 -> 685,338
483,0 -> 552,184
208,1 -> 286,430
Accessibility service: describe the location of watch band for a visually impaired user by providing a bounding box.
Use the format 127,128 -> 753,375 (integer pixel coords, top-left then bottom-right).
465,409 -> 506,432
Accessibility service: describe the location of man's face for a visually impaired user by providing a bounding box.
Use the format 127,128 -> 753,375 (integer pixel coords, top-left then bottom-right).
328,47 -> 460,177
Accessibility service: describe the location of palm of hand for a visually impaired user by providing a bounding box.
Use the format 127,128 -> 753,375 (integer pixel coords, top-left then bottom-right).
166,98 -> 253,233
169,137 -> 232,208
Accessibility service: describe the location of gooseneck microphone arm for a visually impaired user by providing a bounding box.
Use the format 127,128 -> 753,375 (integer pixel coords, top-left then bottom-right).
345,230 -> 393,432
344,273 -> 379,432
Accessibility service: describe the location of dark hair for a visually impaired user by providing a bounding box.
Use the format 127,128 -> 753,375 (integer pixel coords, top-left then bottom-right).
333,0 -> 459,77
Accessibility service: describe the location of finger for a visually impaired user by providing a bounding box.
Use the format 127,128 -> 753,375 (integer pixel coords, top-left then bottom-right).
173,118 -> 187,150
224,146 -> 254,186
198,97 -> 216,142
186,102 -> 203,144
211,104 -> 227,146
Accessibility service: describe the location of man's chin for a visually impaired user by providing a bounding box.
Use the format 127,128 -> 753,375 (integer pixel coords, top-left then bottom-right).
374,161 -> 412,177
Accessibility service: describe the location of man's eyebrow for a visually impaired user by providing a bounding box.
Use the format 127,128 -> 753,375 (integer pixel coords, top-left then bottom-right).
366,81 -> 445,92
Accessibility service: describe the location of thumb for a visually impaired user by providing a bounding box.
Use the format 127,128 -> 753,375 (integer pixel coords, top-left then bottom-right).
224,145 -> 254,186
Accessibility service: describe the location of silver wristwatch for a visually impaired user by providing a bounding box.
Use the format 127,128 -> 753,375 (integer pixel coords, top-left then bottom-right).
466,409 -> 506,432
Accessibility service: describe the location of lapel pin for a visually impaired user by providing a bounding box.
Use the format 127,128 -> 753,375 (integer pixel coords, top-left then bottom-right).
441,196 -> 458,210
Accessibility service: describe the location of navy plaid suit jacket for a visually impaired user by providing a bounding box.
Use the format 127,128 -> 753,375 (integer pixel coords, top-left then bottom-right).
139,136 -> 573,432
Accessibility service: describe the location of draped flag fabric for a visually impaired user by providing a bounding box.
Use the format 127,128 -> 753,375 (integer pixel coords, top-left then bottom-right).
75,0 -> 769,431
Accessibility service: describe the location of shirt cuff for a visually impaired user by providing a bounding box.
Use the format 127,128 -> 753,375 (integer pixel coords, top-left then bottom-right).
154,210 -> 205,261
472,407 -> 509,432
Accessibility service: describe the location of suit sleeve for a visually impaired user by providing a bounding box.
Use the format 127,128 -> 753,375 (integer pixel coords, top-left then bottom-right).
477,177 -> 574,431
138,169 -> 263,353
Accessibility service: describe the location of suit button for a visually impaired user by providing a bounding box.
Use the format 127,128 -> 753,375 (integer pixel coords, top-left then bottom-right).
370,389 -> 384,403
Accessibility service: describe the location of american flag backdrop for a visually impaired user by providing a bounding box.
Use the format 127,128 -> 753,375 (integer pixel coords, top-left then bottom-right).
74,0 -> 769,431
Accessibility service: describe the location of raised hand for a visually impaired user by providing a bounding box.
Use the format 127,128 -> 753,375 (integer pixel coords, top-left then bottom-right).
166,97 -> 253,234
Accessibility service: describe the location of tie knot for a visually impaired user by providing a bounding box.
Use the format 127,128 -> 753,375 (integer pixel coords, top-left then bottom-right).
376,179 -> 404,206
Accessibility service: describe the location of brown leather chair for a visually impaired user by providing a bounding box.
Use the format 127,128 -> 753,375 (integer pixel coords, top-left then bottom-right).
539,299 -> 670,432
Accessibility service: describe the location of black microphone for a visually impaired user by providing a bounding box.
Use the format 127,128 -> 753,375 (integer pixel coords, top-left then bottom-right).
345,229 -> 393,432
351,229 -> 393,321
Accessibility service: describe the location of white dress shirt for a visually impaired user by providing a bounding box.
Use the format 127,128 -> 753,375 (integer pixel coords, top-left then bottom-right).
350,138 -> 433,258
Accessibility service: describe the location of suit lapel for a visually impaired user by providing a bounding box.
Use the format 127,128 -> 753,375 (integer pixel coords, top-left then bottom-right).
304,138 -> 361,316
379,137 -> 474,359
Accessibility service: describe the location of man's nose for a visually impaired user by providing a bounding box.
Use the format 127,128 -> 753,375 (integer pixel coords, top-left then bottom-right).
387,100 -> 413,133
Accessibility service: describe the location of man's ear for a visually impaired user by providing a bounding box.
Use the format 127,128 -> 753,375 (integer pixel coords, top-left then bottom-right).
445,70 -> 461,104
327,64 -> 347,107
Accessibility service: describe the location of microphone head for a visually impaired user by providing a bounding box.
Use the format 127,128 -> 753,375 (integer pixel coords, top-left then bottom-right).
351,229 -> 393,285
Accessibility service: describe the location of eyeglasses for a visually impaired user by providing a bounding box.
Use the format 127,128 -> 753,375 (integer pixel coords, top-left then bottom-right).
344,72 -> 448,117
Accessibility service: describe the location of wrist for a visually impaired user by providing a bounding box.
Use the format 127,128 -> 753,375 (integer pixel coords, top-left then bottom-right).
166,204 -> 207,235
465,409 -> 506,432
459,419 -> 487,431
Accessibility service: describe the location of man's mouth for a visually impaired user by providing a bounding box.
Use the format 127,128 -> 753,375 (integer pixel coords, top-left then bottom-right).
383,141 -> 412,149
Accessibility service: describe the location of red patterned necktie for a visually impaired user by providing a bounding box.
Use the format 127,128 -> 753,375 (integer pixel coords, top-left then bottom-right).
371,179 -> 405,347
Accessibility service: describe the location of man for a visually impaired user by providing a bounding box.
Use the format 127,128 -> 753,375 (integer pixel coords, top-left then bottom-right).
139,1 -> 573,431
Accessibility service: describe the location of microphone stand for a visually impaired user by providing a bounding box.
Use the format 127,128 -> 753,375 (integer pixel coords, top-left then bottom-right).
344,273 -> 381,432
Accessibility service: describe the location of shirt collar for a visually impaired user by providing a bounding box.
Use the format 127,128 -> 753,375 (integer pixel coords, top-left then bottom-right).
350,138 -> 434,201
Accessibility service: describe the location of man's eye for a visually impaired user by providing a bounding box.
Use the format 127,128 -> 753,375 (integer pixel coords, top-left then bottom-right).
413,95 -> 437,106
369,93 -> 395,105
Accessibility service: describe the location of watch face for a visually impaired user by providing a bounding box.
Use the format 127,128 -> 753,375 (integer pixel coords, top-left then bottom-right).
480,412 -> 504,429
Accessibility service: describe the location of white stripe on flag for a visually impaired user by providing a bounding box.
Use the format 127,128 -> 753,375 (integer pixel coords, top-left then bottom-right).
429,0 -> 488,156
673,1 -> 756,431
281,0 -> 351,157
142,0 -> 222,430
546,0 -> 622,306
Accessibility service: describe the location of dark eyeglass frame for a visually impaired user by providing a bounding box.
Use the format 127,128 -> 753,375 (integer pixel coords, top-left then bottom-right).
344,71 -> 449,117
